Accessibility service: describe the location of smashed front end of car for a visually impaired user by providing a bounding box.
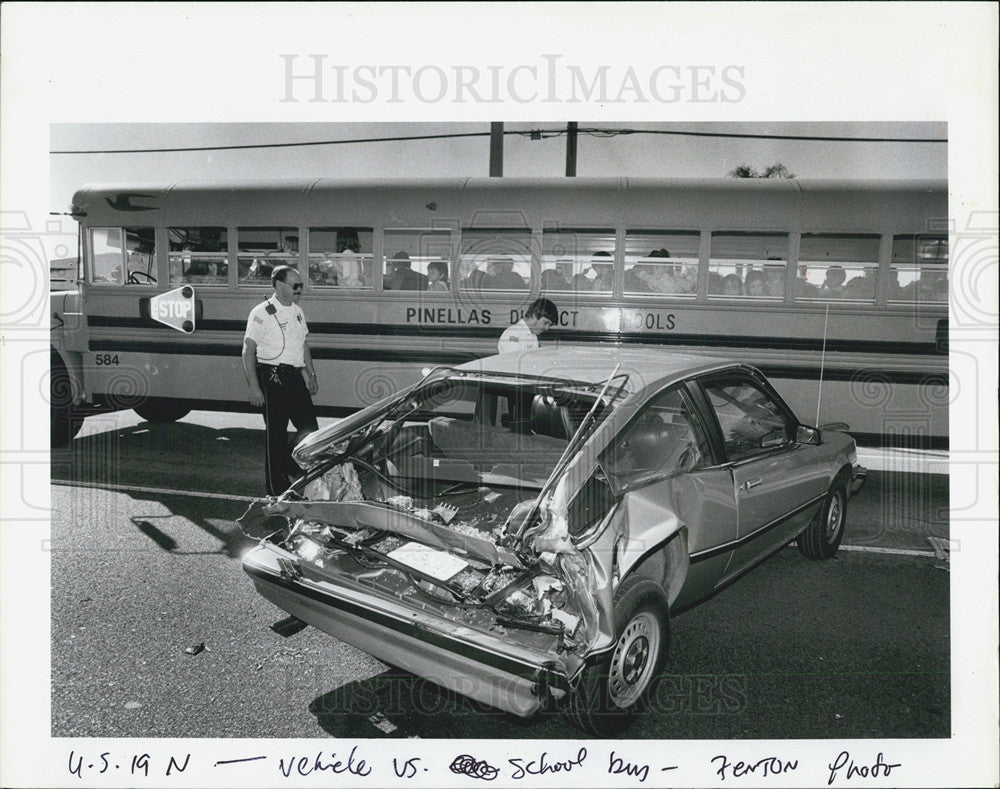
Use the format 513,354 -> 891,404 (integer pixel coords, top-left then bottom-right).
240,367 -> 624,717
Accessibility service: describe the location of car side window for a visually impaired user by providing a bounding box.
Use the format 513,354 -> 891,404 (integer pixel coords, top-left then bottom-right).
601,386 -> 709,488
700,377 -> 794,462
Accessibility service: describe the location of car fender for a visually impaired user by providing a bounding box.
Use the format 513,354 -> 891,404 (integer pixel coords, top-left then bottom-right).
583,482 -> 689,610
616,486 -> 690,606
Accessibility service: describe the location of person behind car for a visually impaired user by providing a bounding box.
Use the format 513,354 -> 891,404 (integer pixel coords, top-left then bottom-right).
498,297 -> 559,353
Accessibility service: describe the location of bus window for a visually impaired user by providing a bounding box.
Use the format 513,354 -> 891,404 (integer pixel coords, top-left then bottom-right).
89,227 -> 156,285
797,234 -> 879,302
124,229 -> 156,285
541,230 -> 615,293
236,226 -> 296,286
382,229 -> 450,291
624,231 -> 699,297
310,227 -> 374,289
459,229 -> 532,292
890,235 -> 948,304
169,227 -> 228,286
707,232 -> 788,300
89,228 -> 124,284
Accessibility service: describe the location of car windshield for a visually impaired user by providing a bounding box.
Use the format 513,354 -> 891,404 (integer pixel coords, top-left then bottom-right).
353,373 -> 612,489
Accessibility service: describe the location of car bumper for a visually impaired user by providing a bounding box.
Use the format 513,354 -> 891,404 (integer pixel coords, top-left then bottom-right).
242,544 -> 572,718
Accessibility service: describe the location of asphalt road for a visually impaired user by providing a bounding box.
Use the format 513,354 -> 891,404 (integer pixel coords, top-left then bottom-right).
49,410 -> 950,739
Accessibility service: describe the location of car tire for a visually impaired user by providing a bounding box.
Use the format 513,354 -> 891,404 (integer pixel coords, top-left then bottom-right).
51,351 -> 82,448
797,473 -> 848,560
565,575 -> 669,736
133,398 -> 191,423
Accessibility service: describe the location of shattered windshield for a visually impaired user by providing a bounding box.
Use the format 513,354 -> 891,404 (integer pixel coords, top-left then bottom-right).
357,374 -> 610,490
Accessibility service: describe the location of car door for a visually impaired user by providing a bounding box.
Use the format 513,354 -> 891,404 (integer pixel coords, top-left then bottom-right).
596,384 -> 738,608
694,371 -> 829,580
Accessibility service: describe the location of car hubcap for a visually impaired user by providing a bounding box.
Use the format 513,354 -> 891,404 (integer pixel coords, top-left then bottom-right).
608,611 -> 660,708
826,492 -> 843,541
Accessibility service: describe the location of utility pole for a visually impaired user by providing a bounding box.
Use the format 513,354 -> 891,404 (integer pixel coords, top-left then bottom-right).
489,123 -> 504,177
565,122 -> 578,177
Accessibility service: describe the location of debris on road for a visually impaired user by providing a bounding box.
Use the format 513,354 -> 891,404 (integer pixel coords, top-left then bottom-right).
184,642 -> 205,656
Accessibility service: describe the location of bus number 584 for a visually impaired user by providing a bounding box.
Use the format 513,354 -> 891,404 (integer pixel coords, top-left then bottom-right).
94,354 -> 120,366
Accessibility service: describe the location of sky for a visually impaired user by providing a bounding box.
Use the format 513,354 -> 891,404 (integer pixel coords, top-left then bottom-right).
49,121 -> 947,213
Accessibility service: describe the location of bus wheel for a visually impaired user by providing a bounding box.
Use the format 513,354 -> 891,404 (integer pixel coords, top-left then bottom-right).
133,398 -> 191,423
51,352 -> 82,447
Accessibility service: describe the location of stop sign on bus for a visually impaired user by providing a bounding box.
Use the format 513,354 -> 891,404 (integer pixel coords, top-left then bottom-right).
150,286 -> 195,333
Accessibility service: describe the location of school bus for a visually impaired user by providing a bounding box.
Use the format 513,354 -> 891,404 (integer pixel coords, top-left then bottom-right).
50,177 -> 948,448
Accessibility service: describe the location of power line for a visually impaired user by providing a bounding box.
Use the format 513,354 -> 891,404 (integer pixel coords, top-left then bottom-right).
51,127 -> 947,155
50,131 -> 493,155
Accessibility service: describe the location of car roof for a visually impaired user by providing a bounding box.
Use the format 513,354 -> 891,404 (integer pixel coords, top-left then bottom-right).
456,347 -> 739,396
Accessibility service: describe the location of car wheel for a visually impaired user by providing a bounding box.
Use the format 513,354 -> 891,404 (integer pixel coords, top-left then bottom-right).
133,398 -> 191,423
51,351 -> 82,448
565,575 -> 669,736
797,473 -> 848,560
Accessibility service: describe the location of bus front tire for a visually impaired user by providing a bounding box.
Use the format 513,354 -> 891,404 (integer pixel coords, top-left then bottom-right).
133,398 -> 191,424
51,353 -> 82,448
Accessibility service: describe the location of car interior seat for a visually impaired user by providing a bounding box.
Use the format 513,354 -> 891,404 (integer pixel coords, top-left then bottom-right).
530,394 -> 570,440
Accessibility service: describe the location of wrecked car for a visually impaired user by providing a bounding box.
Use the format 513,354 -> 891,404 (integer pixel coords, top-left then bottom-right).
241,348 -> 866,734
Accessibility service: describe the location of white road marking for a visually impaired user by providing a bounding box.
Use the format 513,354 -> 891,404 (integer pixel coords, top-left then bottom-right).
856,447 -> 949,475
51,479 -> 256,502
838,544 -> 936,557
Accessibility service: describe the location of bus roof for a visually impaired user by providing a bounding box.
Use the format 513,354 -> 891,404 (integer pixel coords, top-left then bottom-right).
70,176 -> 946,228
72,176 -> 946,201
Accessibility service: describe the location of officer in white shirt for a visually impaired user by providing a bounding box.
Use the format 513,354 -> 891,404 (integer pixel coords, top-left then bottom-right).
242,265 -> 319,495
497,298 -> 558,353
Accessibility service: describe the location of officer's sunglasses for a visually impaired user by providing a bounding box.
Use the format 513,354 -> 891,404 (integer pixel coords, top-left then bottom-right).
287,283 -> 304,292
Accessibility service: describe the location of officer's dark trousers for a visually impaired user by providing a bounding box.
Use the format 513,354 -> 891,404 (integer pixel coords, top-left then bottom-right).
256,363 -> 318,495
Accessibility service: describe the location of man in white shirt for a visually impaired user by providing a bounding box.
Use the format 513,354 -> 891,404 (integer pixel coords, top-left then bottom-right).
242,266 -> 319,495
498,298 -> 558,353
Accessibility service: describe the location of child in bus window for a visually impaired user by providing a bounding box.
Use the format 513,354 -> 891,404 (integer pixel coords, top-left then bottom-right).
820,265 -> 847,297
918,270 -> 948,302
460,258 -> 493,290
842,276 -> 873,300
720,273 -> 743,296
744,270 -> 768,297
764,268 -> 785,297
590,263 -> 613,292
427,260 -> 450,291
486,258 -> 527,290
624,264 -> 653,293
386,252 -> 429,290
541,266 -> 571,291
336,229 -> 361,254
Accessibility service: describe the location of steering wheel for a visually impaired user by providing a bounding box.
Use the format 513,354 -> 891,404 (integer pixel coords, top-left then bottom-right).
128,270 -> 157,285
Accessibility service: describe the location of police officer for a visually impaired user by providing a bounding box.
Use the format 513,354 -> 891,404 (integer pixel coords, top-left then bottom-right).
242,265 -> 319,495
